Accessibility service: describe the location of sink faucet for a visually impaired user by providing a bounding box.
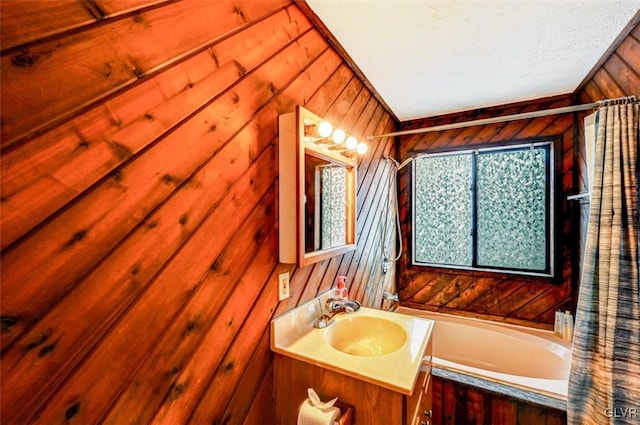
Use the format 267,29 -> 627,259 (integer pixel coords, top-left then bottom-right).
313,298 -> 361,329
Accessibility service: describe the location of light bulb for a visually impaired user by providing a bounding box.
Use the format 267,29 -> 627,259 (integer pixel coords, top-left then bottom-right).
345,136 -> 358,150
356,142 -> 367,155
318,121 -> 333,138
332,129 -> 346,144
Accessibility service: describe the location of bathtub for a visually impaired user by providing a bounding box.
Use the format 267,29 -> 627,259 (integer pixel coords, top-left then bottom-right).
396,307 -> 571,410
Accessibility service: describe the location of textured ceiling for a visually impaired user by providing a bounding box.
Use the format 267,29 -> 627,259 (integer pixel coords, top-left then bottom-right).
306,0 -> 640,121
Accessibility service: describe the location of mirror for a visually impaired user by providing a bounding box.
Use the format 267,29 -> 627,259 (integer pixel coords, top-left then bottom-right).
279,106 -> 358,267
304,154 -> 348,253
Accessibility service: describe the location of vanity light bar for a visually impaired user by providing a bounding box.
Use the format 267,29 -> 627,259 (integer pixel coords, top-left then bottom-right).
303,119 -> 367,156
318,121 -> 333,138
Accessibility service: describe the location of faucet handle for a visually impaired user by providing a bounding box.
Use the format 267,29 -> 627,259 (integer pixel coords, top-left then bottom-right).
337,299 -> 362,312
313,314 -> 334,329
325,297 -> 343,310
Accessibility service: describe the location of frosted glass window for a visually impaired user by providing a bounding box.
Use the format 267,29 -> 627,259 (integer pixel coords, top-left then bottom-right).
414,155 -> 472,266
412,143 -> 552,275
320,165 -> 347,249
476,149 -> 547,270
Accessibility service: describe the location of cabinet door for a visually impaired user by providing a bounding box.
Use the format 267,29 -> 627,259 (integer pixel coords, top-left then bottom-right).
405,370 -> 426,425
418,374 -> 433,425
411,414 -> 421,425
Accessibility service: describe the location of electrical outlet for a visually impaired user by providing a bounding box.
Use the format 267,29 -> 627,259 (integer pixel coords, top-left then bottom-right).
278,271 -> 290,301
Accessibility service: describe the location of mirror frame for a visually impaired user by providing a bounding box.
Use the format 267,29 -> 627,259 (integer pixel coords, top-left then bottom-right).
279,105 -> 357,267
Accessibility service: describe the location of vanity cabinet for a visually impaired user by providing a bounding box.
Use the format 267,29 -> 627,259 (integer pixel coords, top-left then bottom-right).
274,336 -> 433,425
407,352 -> 433,425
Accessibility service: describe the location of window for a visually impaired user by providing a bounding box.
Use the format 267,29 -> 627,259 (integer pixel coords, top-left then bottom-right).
412,142 -> 553,276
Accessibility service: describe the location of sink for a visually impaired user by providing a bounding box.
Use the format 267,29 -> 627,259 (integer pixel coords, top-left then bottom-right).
324,316 -> 407,356
271,300 -> 434,393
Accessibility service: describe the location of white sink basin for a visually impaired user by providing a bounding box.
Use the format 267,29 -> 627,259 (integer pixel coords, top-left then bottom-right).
325,316 -> 407,356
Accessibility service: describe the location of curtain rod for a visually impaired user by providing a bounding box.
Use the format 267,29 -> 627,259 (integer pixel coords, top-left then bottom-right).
368,103 -> 598,139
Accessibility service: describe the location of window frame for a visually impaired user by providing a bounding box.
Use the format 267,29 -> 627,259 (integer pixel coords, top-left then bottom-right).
410,138 -> 559,279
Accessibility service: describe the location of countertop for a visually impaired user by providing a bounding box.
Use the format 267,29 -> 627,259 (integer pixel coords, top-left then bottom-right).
271,303 -> 434,395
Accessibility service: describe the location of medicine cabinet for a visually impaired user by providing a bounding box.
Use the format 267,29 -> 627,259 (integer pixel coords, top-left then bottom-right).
278,105 -> 358,267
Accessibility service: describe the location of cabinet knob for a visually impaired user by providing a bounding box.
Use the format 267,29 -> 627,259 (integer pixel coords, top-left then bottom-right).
423,409 -> 432,417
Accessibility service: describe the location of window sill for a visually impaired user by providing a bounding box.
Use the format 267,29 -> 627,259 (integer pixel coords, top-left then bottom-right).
408,263 -> 559,284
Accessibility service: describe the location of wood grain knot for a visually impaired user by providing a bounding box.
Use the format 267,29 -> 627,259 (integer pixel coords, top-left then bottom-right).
67,230 -> 87,246
12,53 -> 37,67
133,67 -> 145,79
1,316 -> 17,332
111,170 -> 123,181
233,60 -> 246,77
209,258 -> 220,272
172,383 -> 185,394
26,331 -> 49,350
208,48 -> 219,67
38,343 -> 56,358
65,402 -> 80,420
233,5 -> 246,22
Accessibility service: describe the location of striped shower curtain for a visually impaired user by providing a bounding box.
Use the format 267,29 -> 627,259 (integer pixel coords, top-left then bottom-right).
568,99 -> 639,424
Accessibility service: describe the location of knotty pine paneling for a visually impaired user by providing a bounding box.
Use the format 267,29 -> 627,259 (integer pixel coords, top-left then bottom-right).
398,95 -> 577,328
578,21 -> 640,104
0,2 -> 397,424
431,377 -> 567,425
0,0 -> 175,51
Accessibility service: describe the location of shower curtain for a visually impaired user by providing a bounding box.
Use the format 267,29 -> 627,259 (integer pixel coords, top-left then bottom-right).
568,99 -> 639,425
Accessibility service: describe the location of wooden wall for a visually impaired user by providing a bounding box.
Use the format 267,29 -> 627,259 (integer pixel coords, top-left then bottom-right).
577,19 -> 640,103
0,1 -> 397,424
430,377 -> 567,425
397,94 -> 577,328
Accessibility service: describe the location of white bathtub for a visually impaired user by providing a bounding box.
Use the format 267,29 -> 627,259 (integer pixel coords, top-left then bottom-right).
396,307 -> 571,408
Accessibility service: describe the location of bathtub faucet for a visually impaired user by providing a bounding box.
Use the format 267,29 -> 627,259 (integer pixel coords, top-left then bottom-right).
313,298 -> 361,329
